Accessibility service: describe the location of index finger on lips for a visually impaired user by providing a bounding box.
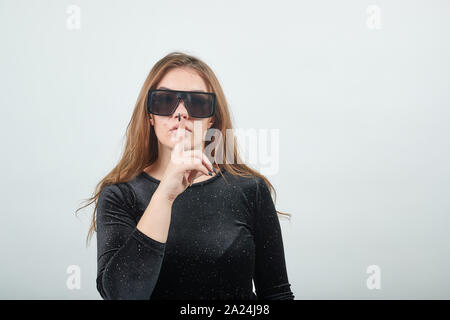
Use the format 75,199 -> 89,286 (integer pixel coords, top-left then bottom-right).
177,120 -> 186,140
173,122 -> 187,154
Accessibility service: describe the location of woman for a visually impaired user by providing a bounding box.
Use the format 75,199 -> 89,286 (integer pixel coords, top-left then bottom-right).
78,52 -> 294,300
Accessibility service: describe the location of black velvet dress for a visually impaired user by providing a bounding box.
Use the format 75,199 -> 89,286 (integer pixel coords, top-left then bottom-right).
96,168 -> 294,300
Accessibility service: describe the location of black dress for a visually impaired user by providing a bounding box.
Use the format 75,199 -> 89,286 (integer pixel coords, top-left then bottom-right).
96,168 -> 294,300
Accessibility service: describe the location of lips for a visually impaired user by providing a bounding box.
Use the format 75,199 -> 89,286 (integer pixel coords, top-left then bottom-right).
170,123 -> 192,132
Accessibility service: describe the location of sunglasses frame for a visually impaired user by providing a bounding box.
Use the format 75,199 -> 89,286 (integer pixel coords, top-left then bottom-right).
146,88 -> 217,118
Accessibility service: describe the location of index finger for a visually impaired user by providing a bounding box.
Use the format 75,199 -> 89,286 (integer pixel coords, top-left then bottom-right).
176,120 -> 186,140
172,121 -> 188,155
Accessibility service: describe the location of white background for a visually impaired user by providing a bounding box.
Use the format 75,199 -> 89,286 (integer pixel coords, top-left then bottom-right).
0,0 -> 449,299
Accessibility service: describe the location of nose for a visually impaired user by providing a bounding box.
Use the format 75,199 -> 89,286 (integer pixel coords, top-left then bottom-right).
172,98 -> 189,120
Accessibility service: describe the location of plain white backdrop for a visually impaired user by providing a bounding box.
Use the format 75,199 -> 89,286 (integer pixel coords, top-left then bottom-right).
0,0 -> 449,299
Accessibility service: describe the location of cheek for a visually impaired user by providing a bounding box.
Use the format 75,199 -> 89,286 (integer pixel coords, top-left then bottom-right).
155,125 -> 171,140
192,120 -> 208,133
152,122 -> 171,142
153,121 -> 188,147
153,117 -> 169,132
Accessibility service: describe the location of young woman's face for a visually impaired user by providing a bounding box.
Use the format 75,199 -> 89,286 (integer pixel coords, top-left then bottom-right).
150,67 -> 214,150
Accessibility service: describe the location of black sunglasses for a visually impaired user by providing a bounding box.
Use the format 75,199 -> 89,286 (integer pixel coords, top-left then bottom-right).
146,88 -> 216,118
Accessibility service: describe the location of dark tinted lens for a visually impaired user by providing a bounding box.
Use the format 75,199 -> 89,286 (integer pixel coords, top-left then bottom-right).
188,93 -> 214,118
150,91 -> 177,115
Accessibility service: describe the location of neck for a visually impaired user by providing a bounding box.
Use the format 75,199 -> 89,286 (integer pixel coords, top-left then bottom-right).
148,141 -> 173,179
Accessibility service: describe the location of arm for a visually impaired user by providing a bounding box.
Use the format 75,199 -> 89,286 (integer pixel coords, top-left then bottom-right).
96,183 -> 167,300
252,178 -> 295,300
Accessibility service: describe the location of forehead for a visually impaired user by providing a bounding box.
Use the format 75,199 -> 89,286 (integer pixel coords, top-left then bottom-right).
157,68 -> 208,92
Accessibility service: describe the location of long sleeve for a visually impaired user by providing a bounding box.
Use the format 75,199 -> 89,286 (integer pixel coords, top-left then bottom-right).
96,183 -> 166,300
252,178 -> 295,300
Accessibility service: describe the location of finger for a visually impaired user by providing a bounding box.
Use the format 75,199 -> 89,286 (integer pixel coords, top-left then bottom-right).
184,149 -> 214,173
197,150 -> 213,173
177,120 -> 186,140
200,152 -> 214,173
187,170 -> 198,186
171,139 -> 185,164
182,157 -> 211,177
187,169 -> 209,187
177,121 -> 195,152
172,122 -> 188,160
185,170 -> 192,186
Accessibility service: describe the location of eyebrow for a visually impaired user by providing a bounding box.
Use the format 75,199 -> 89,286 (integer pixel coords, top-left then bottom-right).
157,86 -> 206,93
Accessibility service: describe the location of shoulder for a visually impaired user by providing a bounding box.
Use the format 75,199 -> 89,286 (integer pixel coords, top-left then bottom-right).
222,170 -> 268,205
98,172 -> 162,218
98,181 -> 136,212
224,171 -> 266,192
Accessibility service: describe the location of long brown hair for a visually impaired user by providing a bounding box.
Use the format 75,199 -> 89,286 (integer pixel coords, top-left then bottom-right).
76,51 -> 291,246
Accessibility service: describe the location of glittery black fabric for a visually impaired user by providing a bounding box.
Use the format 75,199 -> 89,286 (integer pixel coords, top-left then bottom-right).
96,168 -> 294,300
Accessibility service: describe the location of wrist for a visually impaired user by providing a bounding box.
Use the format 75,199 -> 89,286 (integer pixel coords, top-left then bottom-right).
153,187 -> 175,204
